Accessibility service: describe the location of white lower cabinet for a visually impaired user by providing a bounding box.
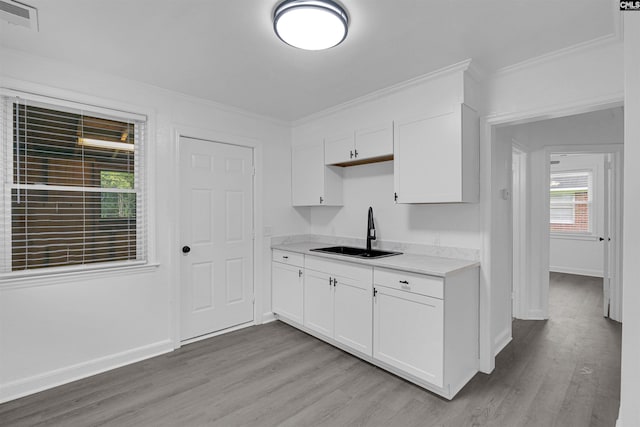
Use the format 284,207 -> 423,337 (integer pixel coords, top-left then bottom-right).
304,256 -> 373,356
372,266 -> 479,399
272,250 -> 304,325
303,268 -> 334,337
271,249 -> 479,399
373,285 -> 444,387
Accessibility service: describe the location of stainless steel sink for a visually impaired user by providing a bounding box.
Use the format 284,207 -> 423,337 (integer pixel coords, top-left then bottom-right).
310,246 -> 402,259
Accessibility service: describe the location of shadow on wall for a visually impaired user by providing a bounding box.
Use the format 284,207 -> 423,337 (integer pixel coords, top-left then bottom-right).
307,161 -> 482,248
407,203 -> 481,234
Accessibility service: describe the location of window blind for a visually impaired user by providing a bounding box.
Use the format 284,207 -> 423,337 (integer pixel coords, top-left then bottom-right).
1,95 -> 147,273
549,171 -> 592,233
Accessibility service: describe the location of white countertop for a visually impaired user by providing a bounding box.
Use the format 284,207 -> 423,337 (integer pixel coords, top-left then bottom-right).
272,241 -> 479,277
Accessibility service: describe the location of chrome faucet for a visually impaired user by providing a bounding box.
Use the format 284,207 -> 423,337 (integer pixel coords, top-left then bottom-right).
366,206 -> 376,253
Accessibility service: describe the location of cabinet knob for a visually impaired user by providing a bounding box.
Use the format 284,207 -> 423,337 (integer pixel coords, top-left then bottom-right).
354,149 -> 358,158
350,150 -> 354,159
182,246 -> 191,254
299,269 -> 303,277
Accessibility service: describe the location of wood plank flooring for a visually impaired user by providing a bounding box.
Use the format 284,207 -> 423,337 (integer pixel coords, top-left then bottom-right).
0,272 -> 621,426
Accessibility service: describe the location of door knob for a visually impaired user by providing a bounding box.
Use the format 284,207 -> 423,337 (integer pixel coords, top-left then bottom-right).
182,246 -> 191,254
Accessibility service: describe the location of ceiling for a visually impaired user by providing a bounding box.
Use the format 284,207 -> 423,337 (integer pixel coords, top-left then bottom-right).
0,0 -> 617,122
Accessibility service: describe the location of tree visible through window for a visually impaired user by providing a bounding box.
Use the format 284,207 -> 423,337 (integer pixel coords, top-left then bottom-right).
101,171 -> 135,219
550,171 -> 592,234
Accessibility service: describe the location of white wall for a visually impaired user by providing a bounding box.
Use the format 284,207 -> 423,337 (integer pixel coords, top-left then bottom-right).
549,154 -> 606,278
0,47 -> 307,402
489,127 -> 513,353
619,13 -> 640,427
308,161 -> 481,250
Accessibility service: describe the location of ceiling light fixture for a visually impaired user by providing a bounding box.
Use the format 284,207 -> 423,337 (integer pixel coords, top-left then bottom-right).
273,0 -> 349,51
78,138 -> 134,152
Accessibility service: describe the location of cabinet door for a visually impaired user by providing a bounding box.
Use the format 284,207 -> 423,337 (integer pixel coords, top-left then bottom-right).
272,262 -> 303,324
355,122 -> 393,161
304,269 -> 334,338
394,108 -> 462,203
334,273 -> 373,356
292,143 -> 324,206
324,132 -> 354,165
373,286 -> 444,387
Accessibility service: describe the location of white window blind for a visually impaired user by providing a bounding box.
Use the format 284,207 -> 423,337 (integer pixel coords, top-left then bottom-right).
1,95 -> 147,273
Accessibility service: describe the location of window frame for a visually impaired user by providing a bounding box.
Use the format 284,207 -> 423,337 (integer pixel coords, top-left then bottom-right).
0,90 -> 149,278
549,169 -> 595,237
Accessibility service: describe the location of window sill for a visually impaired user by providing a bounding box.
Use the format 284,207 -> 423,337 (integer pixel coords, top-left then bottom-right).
0,261 -> 160,290
550,233 -> 599,242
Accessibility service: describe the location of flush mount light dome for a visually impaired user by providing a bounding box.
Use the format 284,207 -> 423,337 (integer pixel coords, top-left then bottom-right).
273,0 -> 349,50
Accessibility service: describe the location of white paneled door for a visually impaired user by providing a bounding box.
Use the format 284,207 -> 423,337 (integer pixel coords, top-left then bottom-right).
180,137 -> 254,341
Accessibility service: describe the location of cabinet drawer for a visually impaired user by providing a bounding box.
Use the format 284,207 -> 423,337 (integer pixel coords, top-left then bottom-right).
272,250 -> 304,267
374,267 -> 443,299
305,255 -> 372,283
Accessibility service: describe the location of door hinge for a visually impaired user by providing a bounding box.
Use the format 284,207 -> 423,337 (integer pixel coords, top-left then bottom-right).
373,287 -> 377,297
394,192 -> 398,202
354,149 -> 358,158
298,269 -> 303,278
319,196 -> 324,204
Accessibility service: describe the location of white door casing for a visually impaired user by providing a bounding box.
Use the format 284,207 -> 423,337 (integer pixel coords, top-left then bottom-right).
603,154 -> 611,317
179,136 -> 254,341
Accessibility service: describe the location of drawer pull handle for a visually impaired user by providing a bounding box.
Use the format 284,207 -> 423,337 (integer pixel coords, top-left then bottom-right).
399,280 -> 409,285
282,256 -> 288,259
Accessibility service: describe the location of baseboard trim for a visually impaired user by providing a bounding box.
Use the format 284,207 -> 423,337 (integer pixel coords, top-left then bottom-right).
493,328 -> 512,357
549,266 -> 603,278
0,340 -> 173,404
517,309 -> 548,321
261,312 -> 276,324
180,320 -> 255,346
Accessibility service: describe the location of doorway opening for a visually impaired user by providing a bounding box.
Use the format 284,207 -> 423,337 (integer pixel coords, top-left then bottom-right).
505,108 -> 624,323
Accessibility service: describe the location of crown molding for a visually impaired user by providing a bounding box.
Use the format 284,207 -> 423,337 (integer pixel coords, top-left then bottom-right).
492,33 -> 621,78
293,58 -> 475,127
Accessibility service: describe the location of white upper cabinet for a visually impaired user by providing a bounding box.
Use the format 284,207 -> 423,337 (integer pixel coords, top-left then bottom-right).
292,60 -> 479,206
324,132 -> 354,165
291,137 -> 343,206
355,122 -> 393,161
324,121 -> 393,166
394,103 -> 479,204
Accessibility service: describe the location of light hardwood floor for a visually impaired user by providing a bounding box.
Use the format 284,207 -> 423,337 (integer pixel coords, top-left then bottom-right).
0,272 -> 621,426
